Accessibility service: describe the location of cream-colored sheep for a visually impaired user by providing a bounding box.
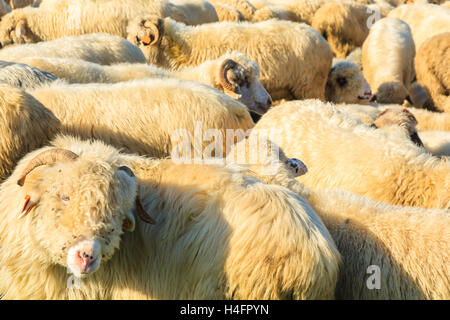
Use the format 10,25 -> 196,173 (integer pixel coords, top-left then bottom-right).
388,3 -> 450,49
415,33 -> 450,113
231,136 -> 450,300
362,17 -> 415,104
251,99 -> 450,209
0,0 -> 200,47
17,51 -> 272,114
0,60 -> 56,89
0,136 -> 341,299
209,0 -> 255,20
170,0 -> 219,24
127,15 -> 333,101
0,84 -> 60,182
0,33 -> 146,65
325,59 -> 367,104
28,79 -> 254,158
346,47 -> 362,68
312,2 -> 374,58
252,4 -> 298,22
407,82 -> 431,108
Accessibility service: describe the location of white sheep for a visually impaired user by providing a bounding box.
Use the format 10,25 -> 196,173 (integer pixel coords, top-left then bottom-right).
169,0 -> 219,24
0,60 -> 57,89
388,3 -> 450,49
414,32 -> 450,113
27,78 -> 254,159
362,17 -> 415,104
126,15 -> 333,101
0,84 -> 60,182
0,0 -> 204,47
0,33 -> 147,65
0,135 -> 341,299
209,0 -> 255,20
419,131 -> 450,156
250,99 -> 450,209
16,51 -> 272,114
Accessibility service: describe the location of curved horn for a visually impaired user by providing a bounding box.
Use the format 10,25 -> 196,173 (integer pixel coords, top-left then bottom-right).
140,20 -> 160,46
219,59 -> 239,93
17,149 -> 79,186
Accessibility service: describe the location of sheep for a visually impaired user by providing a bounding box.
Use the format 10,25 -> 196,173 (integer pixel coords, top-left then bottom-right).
250,99 -> 450,209
407,81 -> 431,108
414,32 -> 450,113
209,0 -> 255,20
362,17 -> 415,104
0,135 -> 341,299
169,0 -> 219,24
0,60 -> 57,89
0,33 -> 147,65
252,5 -> 298,23
15,51 -> 272,114
345,47 -> 362,68
27,78 -> 254,159
311,2 -> 375,58
325,59 -> 367,104
419,131 -> 450,156
230,135 -> 450,300
126,15 -> 333,101
0,84 -> 60,182
444,1 -> 450,8
0,0 -> 218,47
388,3 -> 450,49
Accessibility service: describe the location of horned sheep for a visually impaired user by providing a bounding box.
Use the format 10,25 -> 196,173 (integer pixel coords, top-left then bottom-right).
250,99 -> 450,209
414,32 -> 450,113
0,33 -> 147,65
126,15 -> 333,101
0,136 -> 341,299
16,51 -> 272,114
0,84 -> 60,182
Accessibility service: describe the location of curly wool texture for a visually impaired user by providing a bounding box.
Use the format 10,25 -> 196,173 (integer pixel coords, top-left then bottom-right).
0,33 -> 146,65
127,16 -> 333,101
362,18 -> 415,104
251,99 -> 450,209
415,33 -> 450,113
0,85 -> 60,182
388,3 -> 450,49
28,78 -> 254,158
0,136 -> 340,299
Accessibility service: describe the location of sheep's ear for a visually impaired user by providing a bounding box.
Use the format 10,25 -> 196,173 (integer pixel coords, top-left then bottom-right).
18,192 -> 39,219
137,17 -> 164,46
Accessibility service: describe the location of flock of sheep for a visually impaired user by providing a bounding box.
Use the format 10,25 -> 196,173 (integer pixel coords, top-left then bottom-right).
0,0 -> 448,300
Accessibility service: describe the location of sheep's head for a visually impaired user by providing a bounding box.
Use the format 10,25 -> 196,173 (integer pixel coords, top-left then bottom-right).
374,107 -> 424,147
370,82 -> 411,105
127,15 -> 165,65
0,10 -> 39,48
16,148 -> 155,278
215,52 -> 272,115
325,60 -> 367,103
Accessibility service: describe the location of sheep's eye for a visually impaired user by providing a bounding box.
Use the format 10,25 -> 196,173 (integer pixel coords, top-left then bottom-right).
337,77 -> 347,87
61,195 -> 70,202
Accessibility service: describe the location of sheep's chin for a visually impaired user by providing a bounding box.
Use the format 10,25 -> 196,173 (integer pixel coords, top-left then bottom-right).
67,257 -> 101,279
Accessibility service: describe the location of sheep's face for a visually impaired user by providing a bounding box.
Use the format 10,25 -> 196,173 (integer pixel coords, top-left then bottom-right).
325,61 -> 365,103
127,15 -> 165,66
18,156 -> 141,278
215,54 -> 272,115
372,82 -> 410,105
0,11 -> 39,48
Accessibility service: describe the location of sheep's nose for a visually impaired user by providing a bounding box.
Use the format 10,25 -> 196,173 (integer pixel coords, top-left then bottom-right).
77,251 -> 98,270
